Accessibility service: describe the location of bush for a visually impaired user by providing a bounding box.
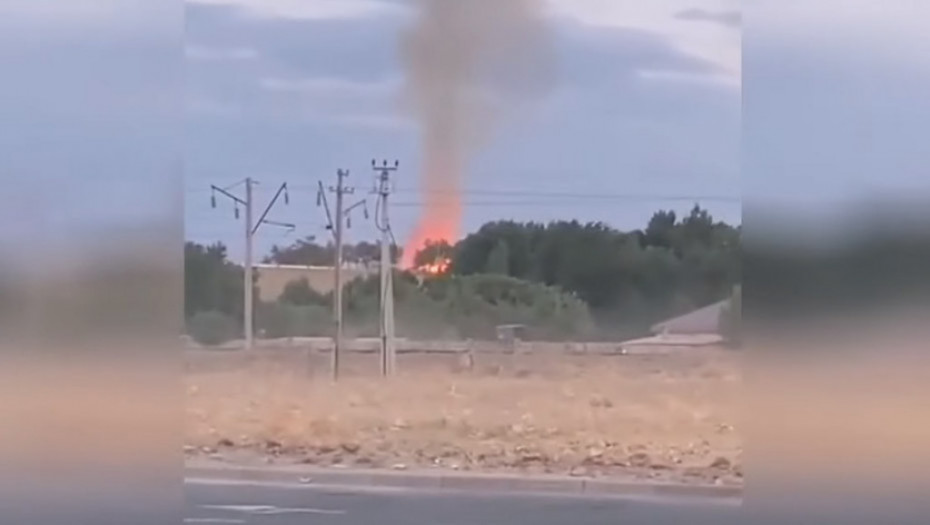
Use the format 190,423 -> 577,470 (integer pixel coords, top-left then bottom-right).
279,278 -> 328,307
423,274 -> 595,340
252,272 -> 595,341
256,302 -> 331,339
187,310 -> 238,347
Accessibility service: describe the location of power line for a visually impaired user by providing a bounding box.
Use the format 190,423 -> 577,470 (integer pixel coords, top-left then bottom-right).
391,189 -> 740,201
256,185 -> 740,201
389,199 -> 739,207
188,186 -> 739,203
208,177 -> 293,349
318,169 -> 368,382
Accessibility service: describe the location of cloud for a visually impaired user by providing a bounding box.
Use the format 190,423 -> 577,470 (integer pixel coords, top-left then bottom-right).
750,1 -> 930,68
181,1 -> 741,252
0,0 -> 177,41
0,0 -> 169,25
184,2 -> 739,133
546,0 -> 741,86
187,0 -> 409,21
186,2 -> 400,84
674,8 -> 741,28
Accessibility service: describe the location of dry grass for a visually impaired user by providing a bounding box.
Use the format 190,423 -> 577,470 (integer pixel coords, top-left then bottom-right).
186,346 -> 741,484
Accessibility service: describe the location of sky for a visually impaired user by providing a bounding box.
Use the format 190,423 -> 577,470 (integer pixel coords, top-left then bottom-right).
744,1 -> 930,245
2,2 -> 928,263
182,0 -> 743,260
0,0 -> 181,258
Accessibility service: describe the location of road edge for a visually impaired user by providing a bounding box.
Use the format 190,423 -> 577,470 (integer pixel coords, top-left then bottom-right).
184,461 -> 742,502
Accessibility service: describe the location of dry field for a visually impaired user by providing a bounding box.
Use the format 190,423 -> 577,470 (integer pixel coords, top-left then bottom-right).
186,345 -> 741,485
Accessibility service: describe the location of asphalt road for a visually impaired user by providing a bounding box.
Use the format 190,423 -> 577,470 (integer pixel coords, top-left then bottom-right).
185,478 -> 742,525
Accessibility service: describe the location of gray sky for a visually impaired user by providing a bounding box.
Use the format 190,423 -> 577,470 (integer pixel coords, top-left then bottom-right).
744,1 -> 930,245
5,2 -> 928,263
182,0 -> 742,259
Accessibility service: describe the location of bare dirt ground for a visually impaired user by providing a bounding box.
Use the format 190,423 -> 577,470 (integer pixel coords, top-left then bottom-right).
186,346 -> 741,486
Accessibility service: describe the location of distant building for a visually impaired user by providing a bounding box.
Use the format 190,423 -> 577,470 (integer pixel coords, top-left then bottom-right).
254,263 -> 379,302
650,299 -> 731,336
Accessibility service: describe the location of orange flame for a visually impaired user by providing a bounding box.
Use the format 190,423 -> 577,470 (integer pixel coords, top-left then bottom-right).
401,148 -> 462,269
402,212 -> 459,269
416,257 -> 451,276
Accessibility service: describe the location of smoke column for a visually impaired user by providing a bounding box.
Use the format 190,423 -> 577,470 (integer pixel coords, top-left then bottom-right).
399,0 -> 555,268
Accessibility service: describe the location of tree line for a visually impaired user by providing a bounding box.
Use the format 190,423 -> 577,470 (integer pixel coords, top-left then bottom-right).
413,204 -> 740,336
185,205 -> 741,344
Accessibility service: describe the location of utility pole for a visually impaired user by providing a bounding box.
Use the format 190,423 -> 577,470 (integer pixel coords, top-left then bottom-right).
372,159 -> 399,376
318,170 -> 366,381
332,170 -> 347,381
244,178 -> 254,349
211,179 -> 294,350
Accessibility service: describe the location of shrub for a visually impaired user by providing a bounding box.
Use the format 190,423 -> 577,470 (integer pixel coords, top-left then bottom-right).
423,274 -> 595,340
279,278 -> 328,306
256,302 -> 331,339
187,310 -> 238,347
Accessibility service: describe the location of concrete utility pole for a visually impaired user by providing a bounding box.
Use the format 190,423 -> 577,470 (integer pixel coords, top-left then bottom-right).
211,179 -> 293,350
372,159 -> 399,377
319,170 -> 366,381
332,170 -> 348,381
243,178 -> 254,348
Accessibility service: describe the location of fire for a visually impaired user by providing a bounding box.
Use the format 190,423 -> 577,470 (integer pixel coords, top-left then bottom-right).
399,0 -> 552,272
401,212 -> 458,268
401,149 -> 462,269
417,257 -> 451,276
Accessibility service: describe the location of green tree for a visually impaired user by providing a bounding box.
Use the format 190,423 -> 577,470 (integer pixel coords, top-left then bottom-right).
186,205 -> 740,341
266,237 -> 400,265
485,239 -> 511,275
644,210 -> 677,249
265,237 -> 332,265
452,221 -> 541,278
446,209 -> 740,337
184,242 -> 245,327
414,240 -> 455,268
